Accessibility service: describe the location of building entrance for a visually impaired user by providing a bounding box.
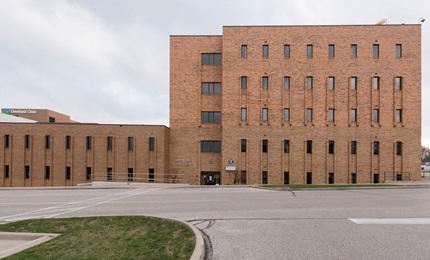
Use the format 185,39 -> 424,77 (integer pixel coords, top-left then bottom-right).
200,172 -> 221,185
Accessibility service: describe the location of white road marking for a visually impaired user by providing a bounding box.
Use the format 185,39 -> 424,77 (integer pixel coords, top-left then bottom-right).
349,218 -> 430,224
0,188 -> 160,222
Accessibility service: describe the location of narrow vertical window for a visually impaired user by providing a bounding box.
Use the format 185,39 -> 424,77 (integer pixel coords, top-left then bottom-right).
284,140 -> 290,153
66,166 -> 71,180
373,44 -> 379,58
107,136 -> 113,150
25,165 -> 30,179
396,109 -> 402,123
241,76 -> 247,90
396,142 -> 402,155
328,109 -> 335,122
262,76 -> 268,90
5,165 -> 10,178
395,77 -> 402,91
351,44 -> 357,58
351,173 -> 357,184
5,135 -> 10,148
373,141 -> 380,155
241,139 -> 247,152
128,168 -> 134,182
306,172 -> 312,184
328,44 -> 335,58
262,171 -> 268,184
25,135 -> 30,149
45,135 -> 51,149
373,109 -> 380,123
284,44 -> 290,58
307,44 -> 313,58
86,167 -> 92,180
241,45 -> 247,58
328,173 -> 334,184
107,168 -> 113,181
284,108 -> 290,122
373,76 -> 380,90
284,76 -> 290,90
128,137 -> 134,151
351,77 -> 357,90
66,136 -> 72,149
262,108 -> 268,122
306,140 -> 312,154
45,166 -> 50,180
86,136 -> 92,150
306,76 -> 313,90
284,172 -> 290,184
262,139 -> 268,153
328,140 -> 334,154
351,109 -> 357,123
262,45 -> 269,58
396,44 -> 402,58
306,108 -> 313,122
351,141 -> 357,155
149,137 -> 155,151
241,108 -> 247,121
328,77 -> 335,90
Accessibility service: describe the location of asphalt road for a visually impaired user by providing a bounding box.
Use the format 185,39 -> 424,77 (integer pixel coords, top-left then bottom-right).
1,186 -> 430,259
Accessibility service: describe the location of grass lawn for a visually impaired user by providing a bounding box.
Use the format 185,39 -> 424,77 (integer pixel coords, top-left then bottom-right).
260,184 -> 407,189
0,216 -> 195,260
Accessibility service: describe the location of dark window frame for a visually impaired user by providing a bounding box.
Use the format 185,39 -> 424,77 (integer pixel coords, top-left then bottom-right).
128,137 -> 134,151
284,108 -> 290,122
45,135 -> 51,149
5,165 -> 10,178
284,140 -> 290,153
66,136 -> 72,149
374,141 -> 380,155
241,139 -> 247,152
284,44 -> 290,58
25,165 -> 30,179
262,108 -> 268,122
262,139 -> 268,153
328,109 -> 335,122
45,166 -> 50,180
284,76 -> 290,90
201,111 -> 221,124
328,140 -> 335,154
262,45 -> 269,58
5,135 -> 10,148
66,166 -> 71,180
307,44 -> 313,58
241,45 -> 247,59
351,141 -> 357,155
149,137 -> 155,151
351,44 -> 357,58
351,109 -> 357,123
396,142 -> 402,155
25,135 -> 30,149
395,77 -> 402,91
306,140 -> 312,154
86,136 -> 92,150
396,44 -> 402,58
241,76 -> 247,90
373,76 -> 380,90
328,76 -> 335,90
351,77 -> 357,90
306,108 -> 313,122
328,44 -> 335,58
107,136 -> 113,151
396,109 -> 402,123
201,82 -> 221,94
86,167 -> 92,180
262,76 -> 268,90
201,53 -> 222,65
373,109 -> 380,123
201,141 -> 221,153
373,44 -> 379,58
241,108 -> 247,121
306,76 -> 313,90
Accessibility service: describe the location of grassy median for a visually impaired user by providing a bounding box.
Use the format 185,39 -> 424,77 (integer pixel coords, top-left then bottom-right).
0,216 -> 195,260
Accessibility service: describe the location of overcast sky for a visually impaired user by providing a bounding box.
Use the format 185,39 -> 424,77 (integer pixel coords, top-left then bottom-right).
0,0 -> 429,145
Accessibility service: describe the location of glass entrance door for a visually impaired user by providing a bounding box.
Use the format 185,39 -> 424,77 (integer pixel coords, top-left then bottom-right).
200,172 -> 221,185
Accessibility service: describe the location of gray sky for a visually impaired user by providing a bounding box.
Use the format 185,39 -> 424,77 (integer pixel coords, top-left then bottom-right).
1,0 -> 429,145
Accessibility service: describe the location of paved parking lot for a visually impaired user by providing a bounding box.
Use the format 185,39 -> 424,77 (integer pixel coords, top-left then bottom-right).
1,186 -> 430,259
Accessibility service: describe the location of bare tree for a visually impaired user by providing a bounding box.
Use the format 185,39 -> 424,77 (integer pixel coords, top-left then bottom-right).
422,146 -> 430,162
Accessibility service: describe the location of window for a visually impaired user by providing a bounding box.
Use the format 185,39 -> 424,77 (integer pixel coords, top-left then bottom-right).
149,137 -> 155,151
241,139 -> 247,152
306,140 -> 312,154
86,136 -> 92,150
284,44 -> 290,58
5,165 -> 9,178
328,109 -> 335,122
262,139 -> 268,153
45,166 -> 50,180
107,136 -> 113,150
307,45 -> 313,58
241,108 -> 247,121
128,137 -> 134,151
395,77 -> 402,91
373,76 -> 380,90
373,141 -> 379,155
66,136 -> 72,149
284,108 -> 290,122
306,172 -> 312,184
5,135 -> 10,148
373,109 -> 380,123
396,142 -> 402,155
262,45 -> 269,58
328,140 -> 335,154
25,135 -> 30,149
373,173 -> 379,184
25,165 -> 30,179
373,44 -> 379,58
351,173 -> 357,184
86,167 -> 92,180
284,140 -> 290,153
201,141 -> 221,153
351,141 -> 357,155
396,44 -> 402,58
49,117 -> 55,123
241,76 -> 247,89
262,76 -> 268,90
262,171 -> 268,184
202,82 -> 221,94
306,108 -> 313,122
107,168 -> 113,181
45,135 -> 51,149
240,171 -> 247,184
149,168 -> 155,183
241,45 -> 247,58
306,76 -> 313,90
201,53 -> 222,65
328,77 -> 335,90
262,108 -> 268,122
201,112 -> 221,123
284,172 -> 290,184
351,109 -> 357,123
66,166 -> 71,180
284,76 -> 290,90
351,44 -> 357,58
128,168 -> 134,182
396,109 -> 402,123
351,77 -> 357,90
328,172 -> 334,184
328,44 -> 335,58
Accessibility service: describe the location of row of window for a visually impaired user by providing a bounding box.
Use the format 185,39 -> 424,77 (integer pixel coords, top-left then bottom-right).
3,135 -> 156,151
264,171 -> 385,185
201,140 -> 403,155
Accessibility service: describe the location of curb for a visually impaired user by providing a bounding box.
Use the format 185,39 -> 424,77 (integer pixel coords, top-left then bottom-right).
0,232 -> 59,259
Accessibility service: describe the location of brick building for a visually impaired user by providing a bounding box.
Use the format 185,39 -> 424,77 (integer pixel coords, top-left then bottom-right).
170,24 -> 421,185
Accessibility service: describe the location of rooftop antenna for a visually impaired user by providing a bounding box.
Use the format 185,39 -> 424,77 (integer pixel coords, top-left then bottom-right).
376,18 -> 387,25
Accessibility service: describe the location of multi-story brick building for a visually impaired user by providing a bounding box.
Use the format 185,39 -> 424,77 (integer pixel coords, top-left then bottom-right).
170,24 -> 421,185
0,24 -> 422,187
